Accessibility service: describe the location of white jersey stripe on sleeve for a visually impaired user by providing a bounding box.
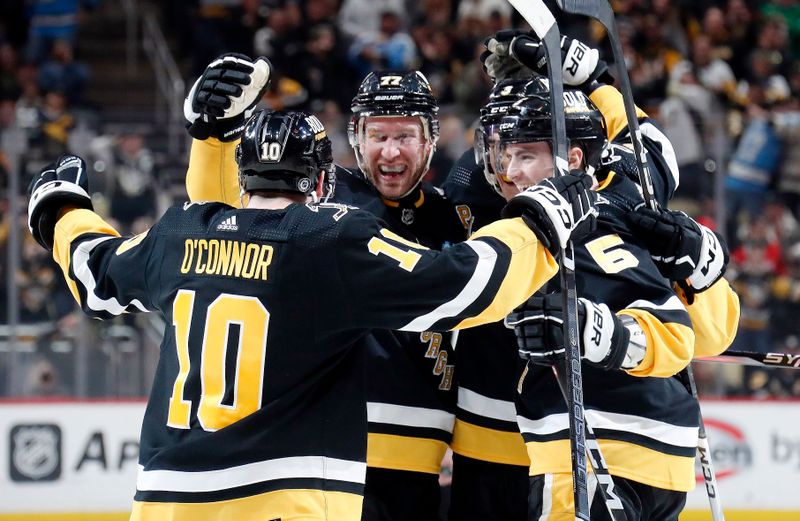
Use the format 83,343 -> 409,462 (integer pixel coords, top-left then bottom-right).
73,236 -> 149,315
624,295 -> 685,313
399,240 -> 497,332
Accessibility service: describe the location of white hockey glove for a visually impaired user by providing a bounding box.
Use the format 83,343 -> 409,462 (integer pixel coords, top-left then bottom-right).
184,53 -> 272,142
28,154 -> 93,251
505,294 -> 645,371
629,208 -> 728,301
483,30 -> 612,91
501,171 -> 597,255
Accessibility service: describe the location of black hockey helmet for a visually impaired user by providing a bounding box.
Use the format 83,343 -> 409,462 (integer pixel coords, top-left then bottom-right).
475,78 -> 530,194
497,76 -> 607,172
237,109 -> 334,198
349,69 -> 439,138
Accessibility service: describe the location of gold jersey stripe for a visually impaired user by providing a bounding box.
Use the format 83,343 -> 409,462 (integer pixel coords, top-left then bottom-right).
451,419 -> 530,466
681,278 -> 740,358
186,137 -> 242,207
527,438 -> 695,492
367,433 -> 448,475
589,85 -> 648,141
0,515 -> 129,521
619,308 -> 695,378
455,218 -> 557,329
53,209 -> 121,304
131,489 -> 363,521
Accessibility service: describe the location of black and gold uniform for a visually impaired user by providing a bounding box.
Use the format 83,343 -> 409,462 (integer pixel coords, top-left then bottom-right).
522,85 -> 739,520
52,193 -> 556,521
442,151 -> 530,521
334,166 -> 467,521
187,144 -> 470,520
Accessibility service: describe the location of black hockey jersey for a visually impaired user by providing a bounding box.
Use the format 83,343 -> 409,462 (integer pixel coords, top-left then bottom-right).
52,200 -> 557,521
187,144 -> 470,475
442,151 -> 530,466
333,166 -> 467,474
517,171 -> 698,491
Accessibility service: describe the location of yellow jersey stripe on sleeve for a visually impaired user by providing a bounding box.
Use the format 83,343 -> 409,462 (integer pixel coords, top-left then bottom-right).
53,209 -> 121,303
186,137 -> 242,207
589,85 -> 648,141
454,218 -> 557,330
619,308 -> 695,378
684,279 -> 740,357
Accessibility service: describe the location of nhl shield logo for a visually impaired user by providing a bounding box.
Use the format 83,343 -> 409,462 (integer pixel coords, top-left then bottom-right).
9,424 -> 62,482
401,208 -> 414,225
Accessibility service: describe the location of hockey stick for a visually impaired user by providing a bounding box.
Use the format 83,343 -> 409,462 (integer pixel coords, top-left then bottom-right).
506,1 -> 589,519
553,2 -> 725,519
698,350 -> 800,369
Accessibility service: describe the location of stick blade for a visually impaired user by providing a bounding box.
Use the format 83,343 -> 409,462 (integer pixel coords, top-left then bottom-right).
507,0 -> 556,37
556,0 -> 613,20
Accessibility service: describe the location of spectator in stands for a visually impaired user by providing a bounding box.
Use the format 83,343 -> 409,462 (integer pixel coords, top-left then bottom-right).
0,42 -> 21,102
661,60 -> 717,206
348,9 -> 418,77
24,90 -> 75,161
724,0 -> 757,79
38,39 -> 89,106
338,0 -> 404,40
725,96 -> 783,245
691,33 -> 742,107
25,0 -> 98,64
296,23 -> 357,113
774,93 -> 800,216
190,0 -> 254,75
412,24 -> 455,104
729,216 -> 784,355
253,1 -> 303,78
106,132 -> 159,234
629,13 -> 682,108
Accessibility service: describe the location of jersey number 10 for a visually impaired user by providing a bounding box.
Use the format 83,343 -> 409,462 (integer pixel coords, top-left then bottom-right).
167,289 -> 269,431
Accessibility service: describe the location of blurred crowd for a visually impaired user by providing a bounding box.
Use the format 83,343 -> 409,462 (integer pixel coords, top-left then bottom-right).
1,0 -> 800,398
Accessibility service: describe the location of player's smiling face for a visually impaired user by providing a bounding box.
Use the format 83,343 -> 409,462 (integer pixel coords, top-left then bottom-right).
500,141 -> 555,196
362,116 -> 429,199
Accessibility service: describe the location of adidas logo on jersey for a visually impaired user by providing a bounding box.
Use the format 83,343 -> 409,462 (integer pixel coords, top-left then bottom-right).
217,215 -> 238,231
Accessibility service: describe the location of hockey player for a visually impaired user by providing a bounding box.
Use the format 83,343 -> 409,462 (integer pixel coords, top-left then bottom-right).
343,69 -> 467,521
27,108 -> 597,521
183,56 -> 473,520
482,31 -> 739,519
441,78 -> 532,521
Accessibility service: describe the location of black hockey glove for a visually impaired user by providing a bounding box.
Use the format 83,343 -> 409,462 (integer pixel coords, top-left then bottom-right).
501,171 -> 597,256
480,29 -> 535,82
505,293 -> 632,371
628,208 -> 728,300
184,53 -> 272,142
483,30 -> 613,91
28,154 -> 94,251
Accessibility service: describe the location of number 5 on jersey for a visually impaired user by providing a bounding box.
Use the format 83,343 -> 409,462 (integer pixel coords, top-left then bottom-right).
168,290 -> 269,431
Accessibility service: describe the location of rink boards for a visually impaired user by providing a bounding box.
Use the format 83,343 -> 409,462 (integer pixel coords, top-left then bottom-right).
1,399 -> 800,519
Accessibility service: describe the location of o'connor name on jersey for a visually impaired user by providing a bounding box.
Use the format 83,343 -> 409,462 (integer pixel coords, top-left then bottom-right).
180,239 -> 274,281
